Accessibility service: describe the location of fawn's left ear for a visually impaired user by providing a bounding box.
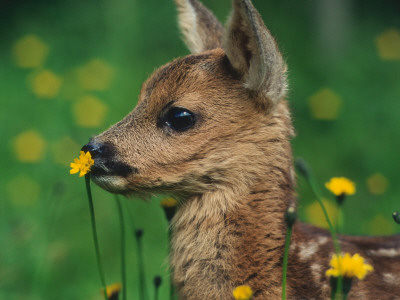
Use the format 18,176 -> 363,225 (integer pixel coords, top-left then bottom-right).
224,0 -> 287,109
174,0 -> 224,53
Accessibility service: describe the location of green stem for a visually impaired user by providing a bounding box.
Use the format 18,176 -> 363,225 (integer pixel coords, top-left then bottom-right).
85,175 -> 109,300
337,205 -> 344,235
307,176 -> 341,254
115,196 -> 127,300
306,175 -> 343,299
155,288 -> 159,300
281,225 -> 293,300
168,228 -> 175,300
135,230 -> 149,300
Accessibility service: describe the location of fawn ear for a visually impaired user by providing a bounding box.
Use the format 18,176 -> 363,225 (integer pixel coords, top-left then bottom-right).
224,0 -> 287,109
174,0 -> 224,53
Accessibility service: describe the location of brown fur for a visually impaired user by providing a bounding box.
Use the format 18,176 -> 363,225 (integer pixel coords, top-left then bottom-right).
85,0 -> 400,299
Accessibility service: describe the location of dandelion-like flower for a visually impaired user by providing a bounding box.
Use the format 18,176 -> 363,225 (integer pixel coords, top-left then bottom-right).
102,282 -> 122,300
325,177 -> 355,197
160,197 -> 178,207
233,285 -> 253,300
70,151 -> 94,177
326,253 -> 373,280
161,197 -> 178,222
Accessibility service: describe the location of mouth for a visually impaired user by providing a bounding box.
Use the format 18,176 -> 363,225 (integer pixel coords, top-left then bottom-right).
80,140 -> 139,194
89,160 -> 138,193
90,160 -> 138,177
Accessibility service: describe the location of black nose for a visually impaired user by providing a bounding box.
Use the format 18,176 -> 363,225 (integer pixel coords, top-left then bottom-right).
81,141 -> 110,159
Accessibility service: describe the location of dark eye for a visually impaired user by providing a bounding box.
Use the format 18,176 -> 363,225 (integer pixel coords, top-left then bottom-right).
163,107 -> 196,132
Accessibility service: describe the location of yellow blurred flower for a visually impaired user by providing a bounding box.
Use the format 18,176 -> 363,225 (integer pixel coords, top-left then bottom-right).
375,28 -> 400,61
70,151 -> 94,177
30,69 -> 63,99
233,285 -> 253,300
12,35 -> 49,68
160,197 -> 178,207
325,177 -> 355,196
305,199 -> 338,229
13,129 -> 46,162
326,253 -> 373,280
51,136 -> 80,166
363,214 -> 396,236
308,88 -> 342,120
366,173 -> 388,195
160,197 -> 178,222
72,95 -> 108,128
102,282 -> 122,299
76,58 -> 115,91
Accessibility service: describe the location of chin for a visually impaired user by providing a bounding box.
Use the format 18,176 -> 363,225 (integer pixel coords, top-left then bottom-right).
90,174 -> 131,194
90,173 -> 154,201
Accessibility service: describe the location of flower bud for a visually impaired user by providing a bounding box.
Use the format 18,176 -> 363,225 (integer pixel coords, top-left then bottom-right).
392,211 -> 400,224
295,158 -> 310,179
285,206 -> 297,228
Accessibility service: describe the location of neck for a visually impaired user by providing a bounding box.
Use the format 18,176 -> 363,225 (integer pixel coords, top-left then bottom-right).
171,165 -> 295,299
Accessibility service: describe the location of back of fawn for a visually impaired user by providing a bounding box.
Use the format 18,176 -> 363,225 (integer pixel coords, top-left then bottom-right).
82,0 -> 400,298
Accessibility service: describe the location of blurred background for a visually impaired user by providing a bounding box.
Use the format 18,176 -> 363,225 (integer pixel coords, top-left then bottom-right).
1,0 -> 399,299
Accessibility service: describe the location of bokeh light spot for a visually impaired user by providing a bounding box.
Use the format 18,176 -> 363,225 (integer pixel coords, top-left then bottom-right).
13,130 -> 47,162
363,215 -> 395,235
305,199 -> 338,229
308,88 -> 342,120
12,35 -> 49,68
7,175 -> 40,206
375,29 -> 400,61
73,95 -> 108,128
366,173 -> 389,195
76,59 -> 115,91
51,136 -> 80,166
30,70 -> 63,99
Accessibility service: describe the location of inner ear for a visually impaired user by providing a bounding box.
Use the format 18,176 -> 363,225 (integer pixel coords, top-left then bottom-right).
224,0 -> 287,108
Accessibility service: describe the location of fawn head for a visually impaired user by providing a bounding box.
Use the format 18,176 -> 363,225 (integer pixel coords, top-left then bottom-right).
84,0 -> 292,201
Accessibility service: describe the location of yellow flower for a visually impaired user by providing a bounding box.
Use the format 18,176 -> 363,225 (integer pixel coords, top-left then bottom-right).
326,253 -> 373,280
70,151 -> 94,177
160,197 -> 178,207
233,285 -> 253,300
102,282 -> 122,299
325,177 -> 355,196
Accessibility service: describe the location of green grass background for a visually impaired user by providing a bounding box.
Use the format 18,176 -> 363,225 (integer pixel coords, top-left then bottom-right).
1,0 -> 399,299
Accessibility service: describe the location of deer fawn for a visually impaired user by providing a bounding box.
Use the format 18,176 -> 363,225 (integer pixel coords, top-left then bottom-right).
82,0 -> 400,298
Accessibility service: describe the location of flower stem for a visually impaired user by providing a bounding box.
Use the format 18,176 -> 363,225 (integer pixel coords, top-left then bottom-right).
85,175 -> 109,300
297,163 -> 343,299
307,176 -> 341,254
281,224 -> 293,300
135,229 -> 149,300
153,276 -> 162,300
115,195 -> 127,300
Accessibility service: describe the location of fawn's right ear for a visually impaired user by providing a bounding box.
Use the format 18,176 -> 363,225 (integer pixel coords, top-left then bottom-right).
174,0 -> 224,53
224,0 -> 287,110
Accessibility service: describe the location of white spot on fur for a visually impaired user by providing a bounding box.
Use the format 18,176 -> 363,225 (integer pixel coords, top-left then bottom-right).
298,237 -> 329,261
317,236 -> 328,245
383,273 -> 397,285
321,283 -> 330,295
299,243 -> 319,260
310,264 -> 322,282
368,248 -> 400,257
289,241 -> 297,252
